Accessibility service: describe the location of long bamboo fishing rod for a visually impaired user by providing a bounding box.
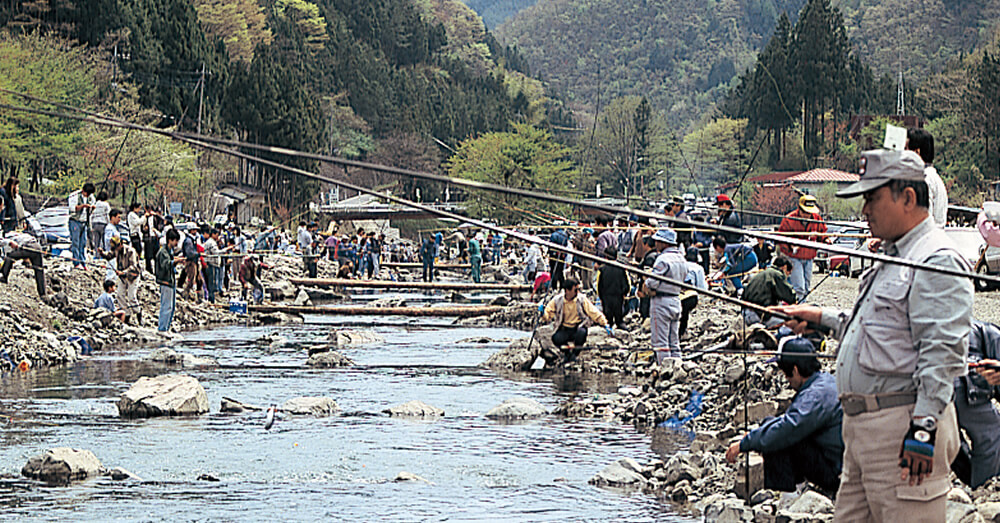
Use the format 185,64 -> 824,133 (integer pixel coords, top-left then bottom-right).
4,106 -> 810,327
2,97 -> 999,288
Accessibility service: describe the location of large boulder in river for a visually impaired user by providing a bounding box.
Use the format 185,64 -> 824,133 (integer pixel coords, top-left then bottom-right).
145,347 -> 218,367
330,329 -> 384,347
485,397 -> 547,419
306,350 -> 355,367
384,400 -> 444,417
22,448 -> 103,484
282,396 -> 340,416
269,280 -> 297,300
293,289 -> 312,307
482,327 -> 555,371
117,374 -> 210,418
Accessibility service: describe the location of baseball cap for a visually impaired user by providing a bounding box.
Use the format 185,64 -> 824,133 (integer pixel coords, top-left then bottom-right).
768,336 -> 817,364
836,149 -> 925,198
716,194 -> 732,204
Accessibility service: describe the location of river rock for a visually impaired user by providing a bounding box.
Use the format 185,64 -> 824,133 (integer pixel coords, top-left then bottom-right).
256,312 -> 304,325
220,397 -> 263,413
369,297 -> 407,308
22,448 -> 102,484
304,287 -> 345,301
145,348 -> 217,367
588,457 -> 647,487
704,498 -> 751,523
664,453 -> 701,485
733,401 -> 779,426
117,374 -> 209,418
733,454 -> 765,501
269,280 -> 297,300
785,491 -> 834,515
384,400 -> 444,417
482,336 -> 541,371
282,396 -> 340,416
107,466 -> 141,481
977,503 -> 1000,522
306,350 -> 355,367
330,329 -> 384,347
485,397 -> 547,419
394,471 -> 431,483
293,289 -> 312,307
723,360 -> 746,384
950,488 -> 974,504
947,502 -> 984,523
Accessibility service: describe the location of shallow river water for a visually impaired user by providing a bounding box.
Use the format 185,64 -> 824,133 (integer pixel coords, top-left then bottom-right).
0,311 -> 694,521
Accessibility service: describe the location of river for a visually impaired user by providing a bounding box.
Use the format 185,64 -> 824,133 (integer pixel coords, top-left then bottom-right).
0,310 -> 694,521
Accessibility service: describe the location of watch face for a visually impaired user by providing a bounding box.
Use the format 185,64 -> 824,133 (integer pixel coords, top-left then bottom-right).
915,430 -> 931,443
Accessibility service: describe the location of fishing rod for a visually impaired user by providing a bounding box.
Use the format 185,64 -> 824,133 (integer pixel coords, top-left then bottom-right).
3,98 -> 999,289
685,202 -> 861,228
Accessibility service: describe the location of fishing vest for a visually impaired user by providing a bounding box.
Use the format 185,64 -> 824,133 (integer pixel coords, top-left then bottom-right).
848,224 -> 971,377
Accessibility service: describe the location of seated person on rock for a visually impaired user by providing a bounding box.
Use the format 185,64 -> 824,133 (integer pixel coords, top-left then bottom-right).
741,255 -> 797,326
539,277 -> 610,363
726,337 -> 843,495
94,279 -> 126,322
952,320 -> 1000,488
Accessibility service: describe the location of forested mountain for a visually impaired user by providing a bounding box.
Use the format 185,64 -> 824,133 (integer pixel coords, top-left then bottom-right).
496,0 -> 810,127
495,0 -> 1000,129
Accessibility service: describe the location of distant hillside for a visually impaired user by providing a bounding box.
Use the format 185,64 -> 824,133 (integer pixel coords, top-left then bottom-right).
497,0 -> 1000,128
460,0 -> 538,29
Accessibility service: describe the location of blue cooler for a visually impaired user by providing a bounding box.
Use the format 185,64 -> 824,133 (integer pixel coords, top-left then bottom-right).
229,299 -> 248,315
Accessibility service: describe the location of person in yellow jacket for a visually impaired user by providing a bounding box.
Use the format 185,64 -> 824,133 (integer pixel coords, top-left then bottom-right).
539,277 -> 610,363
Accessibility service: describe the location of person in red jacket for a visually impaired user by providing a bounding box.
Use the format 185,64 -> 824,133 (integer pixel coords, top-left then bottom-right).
777,195 -> 828,300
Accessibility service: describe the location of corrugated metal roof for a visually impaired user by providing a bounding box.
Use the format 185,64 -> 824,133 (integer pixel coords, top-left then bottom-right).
788,169 -> 858,183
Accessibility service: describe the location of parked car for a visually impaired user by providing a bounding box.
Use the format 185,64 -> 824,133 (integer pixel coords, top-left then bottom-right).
976,244 -> 1000,292
814,222 -> 869,276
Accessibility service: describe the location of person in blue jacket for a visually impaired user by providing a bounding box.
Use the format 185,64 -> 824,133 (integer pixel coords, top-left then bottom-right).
726,337 -> 843,494
710,237 -> 757,293
952,320 -> 1000,487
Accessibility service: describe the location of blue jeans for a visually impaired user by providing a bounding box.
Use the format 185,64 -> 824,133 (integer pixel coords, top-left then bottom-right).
788,258 -> 812,300
726,252 -> 758,290
158,284 -> 176,331
69,219 -> 87,267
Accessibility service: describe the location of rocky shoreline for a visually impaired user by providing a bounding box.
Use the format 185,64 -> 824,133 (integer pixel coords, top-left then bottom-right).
481,276 -> 1000,522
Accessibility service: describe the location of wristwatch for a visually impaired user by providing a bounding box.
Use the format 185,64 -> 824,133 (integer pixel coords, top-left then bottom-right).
913,416 -> 936,431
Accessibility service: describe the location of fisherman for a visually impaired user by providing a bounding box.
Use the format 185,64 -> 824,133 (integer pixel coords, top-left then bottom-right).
67,182 -> 95,268
419,237 -> 435,282
638,235 -> 662,319
907,128 -> 948,227
710,237 -> 757,294
548,226 -> 569,290
531,271 -> 551,301
597,246 -> 628,329
180,225 -> 204,301
127,202 -> 144,257
239,254 -> 265,303
444,228 -> 468,262
468,234 -> 483,283
776,149 -> 972,520
522,241 -> 542,285
645,228 -> 688,359
94,279 -> 126,322
111,236 -> 141,324
777,195 -> 828,300
716,194 -> 743,244
302,222 -> 318,279
726,337 -> 843,495
753,237 -> 775,270
742,255 -> 797,326
0,229 -> 45,296
680,247 -> 707,339
156,228 -> 182,332
594,215 -> 618,255
951,320 -> 1000,488
538,277 -> 611,364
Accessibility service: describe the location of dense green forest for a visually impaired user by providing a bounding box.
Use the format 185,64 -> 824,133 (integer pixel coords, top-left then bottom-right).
460,0 -> 538,29
0,0 -> 566,213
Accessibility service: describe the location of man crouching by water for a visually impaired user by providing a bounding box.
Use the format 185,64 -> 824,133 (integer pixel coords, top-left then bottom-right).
726,337 -> 843,495
538,277 -> 610,365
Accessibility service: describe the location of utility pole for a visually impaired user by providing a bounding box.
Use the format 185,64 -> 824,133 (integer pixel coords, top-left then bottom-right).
197,63 -> 206,134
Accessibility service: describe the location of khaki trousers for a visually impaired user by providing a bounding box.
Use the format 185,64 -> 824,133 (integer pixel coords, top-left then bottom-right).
835,402 -> 958,522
